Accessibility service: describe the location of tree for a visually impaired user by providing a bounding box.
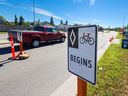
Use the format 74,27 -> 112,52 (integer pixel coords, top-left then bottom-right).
42,21 -> 50,26
60,20 -> 63,25
0,16 -> 6,21
0,16 -> 6,25
50,16 -> 54,25
25,22 -> 30,27
126,24 -> 128,29
65,20 -> 68,25
19,16 -> 24,26
3,21 -> 11,26
98,26 -> 104,31
36,19 -> 40,26
14,15 -> 18,26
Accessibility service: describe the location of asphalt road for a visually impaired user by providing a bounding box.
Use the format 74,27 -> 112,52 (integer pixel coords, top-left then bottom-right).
0,31 -> 115,96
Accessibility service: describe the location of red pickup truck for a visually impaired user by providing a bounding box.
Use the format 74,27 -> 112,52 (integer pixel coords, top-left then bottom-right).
8,26 -> 66,47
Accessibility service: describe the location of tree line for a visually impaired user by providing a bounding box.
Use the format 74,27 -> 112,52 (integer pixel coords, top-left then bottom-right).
0,15 -> 68,27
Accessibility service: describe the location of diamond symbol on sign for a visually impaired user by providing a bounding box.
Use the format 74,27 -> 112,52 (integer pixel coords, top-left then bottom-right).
70,29 -> 76,46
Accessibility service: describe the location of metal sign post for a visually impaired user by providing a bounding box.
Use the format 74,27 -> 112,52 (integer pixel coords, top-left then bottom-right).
17,31 -> 23,52
17,31 -> 22,42
68,25 -> 97,95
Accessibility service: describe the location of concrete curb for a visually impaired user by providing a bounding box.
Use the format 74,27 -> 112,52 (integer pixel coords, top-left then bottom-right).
0,42 -> 10,45
49,32 -> 118,96
0,40 -> 10,45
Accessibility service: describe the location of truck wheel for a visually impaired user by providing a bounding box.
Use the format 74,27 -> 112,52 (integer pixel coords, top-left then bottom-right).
31,39 -> 40,47
60,37 -> 65,42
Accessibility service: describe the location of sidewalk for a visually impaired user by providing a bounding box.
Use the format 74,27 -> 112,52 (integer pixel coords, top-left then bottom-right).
0,39 -> 10,45
49,32 -> 118,96
0,34 -> 10,45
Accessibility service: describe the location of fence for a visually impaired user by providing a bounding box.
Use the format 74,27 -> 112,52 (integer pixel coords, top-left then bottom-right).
0,26 -> 28,32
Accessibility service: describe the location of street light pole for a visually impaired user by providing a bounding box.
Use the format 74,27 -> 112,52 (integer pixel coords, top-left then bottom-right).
33,0 -> 36,26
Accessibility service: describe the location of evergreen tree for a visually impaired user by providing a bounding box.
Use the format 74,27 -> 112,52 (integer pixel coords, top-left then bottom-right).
19,16 -> 24,26
0,16 -> 5,21
65,20 -> 68,25
60,20 -> 63,25
126,24 -> 128,29
0,16 -> 6,25
25,22 -> 30,27
14,15 -> 18,26
36,19 -> 40,26
50,16 -> 54,25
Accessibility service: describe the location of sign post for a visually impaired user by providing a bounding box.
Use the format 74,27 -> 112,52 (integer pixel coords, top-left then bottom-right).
77,77 -> 87,96
17,31 -> 22,42
17,31 -> 23,52
68,25 -> 97,95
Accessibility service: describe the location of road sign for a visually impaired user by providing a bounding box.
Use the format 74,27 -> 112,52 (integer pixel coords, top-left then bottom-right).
122,39 -> 128,48
17,31 -> 22,42
68,25 -> 97,85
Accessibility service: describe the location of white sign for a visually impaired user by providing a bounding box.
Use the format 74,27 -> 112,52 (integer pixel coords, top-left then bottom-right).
68,25 -> 97,85
17,31 -> 22,41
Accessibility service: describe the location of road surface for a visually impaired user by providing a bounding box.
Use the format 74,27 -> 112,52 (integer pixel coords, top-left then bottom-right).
0,31 -> 116,96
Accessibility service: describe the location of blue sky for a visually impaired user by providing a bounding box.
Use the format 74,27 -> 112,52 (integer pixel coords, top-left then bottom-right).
0,0 -> 128,27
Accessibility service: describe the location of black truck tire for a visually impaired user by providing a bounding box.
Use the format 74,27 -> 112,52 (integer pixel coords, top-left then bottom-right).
31,39 -> 40,48
60,37 -> 65,42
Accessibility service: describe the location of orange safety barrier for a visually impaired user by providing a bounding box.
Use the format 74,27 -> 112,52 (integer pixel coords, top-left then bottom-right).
15,41 -> 29,60
10,36 -> 15,59
10,36 -> 29,60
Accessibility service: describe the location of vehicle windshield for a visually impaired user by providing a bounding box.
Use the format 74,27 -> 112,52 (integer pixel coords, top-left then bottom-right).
34,27 -> 44,31
45,28 -> 58,33
52,28 -> 58,33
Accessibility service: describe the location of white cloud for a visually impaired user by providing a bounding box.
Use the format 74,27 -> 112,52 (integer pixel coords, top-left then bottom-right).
0,1 -> 28,10
73,0 -> 83,2
71,20 -> 87,24
0,1 -> 64,21
0,0 -> 12,6
73,0 -> 96,6
35,7 -> 64,20
90,0 -> 96,6
66,14 -> 87,24
92,19 -> 101,23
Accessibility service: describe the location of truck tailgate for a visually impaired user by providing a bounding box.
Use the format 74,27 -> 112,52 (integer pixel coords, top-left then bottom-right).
8,30 -> 21,42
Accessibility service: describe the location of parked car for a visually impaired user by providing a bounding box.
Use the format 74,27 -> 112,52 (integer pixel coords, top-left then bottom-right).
8,26 -> 66,47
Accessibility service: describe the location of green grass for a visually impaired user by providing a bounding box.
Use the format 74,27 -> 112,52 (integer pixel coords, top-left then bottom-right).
116,32 -> 122,39
0,32 -> 7,34
88,44 -> 128,96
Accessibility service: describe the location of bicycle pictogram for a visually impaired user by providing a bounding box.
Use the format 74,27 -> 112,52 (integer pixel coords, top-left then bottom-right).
80,33 -> 94,45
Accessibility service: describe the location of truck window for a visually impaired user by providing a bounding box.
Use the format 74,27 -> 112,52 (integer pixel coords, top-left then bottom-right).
45,28 -> 53,32
52,29 -> 58,33
34,27 -> 44,31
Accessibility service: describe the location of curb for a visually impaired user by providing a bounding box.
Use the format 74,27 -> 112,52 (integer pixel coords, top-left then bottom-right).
0,40 -> 10,45
49,32 -> 118,96
0,42 -> 10,45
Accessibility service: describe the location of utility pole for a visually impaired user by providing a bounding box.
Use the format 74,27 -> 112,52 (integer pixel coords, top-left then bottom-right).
33,0 -> 36,26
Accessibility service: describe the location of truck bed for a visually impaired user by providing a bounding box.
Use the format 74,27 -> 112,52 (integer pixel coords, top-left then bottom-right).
8,30 -> 42,42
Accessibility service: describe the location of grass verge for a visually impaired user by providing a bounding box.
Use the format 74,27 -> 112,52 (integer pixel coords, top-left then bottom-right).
116,32 -> 122,39
88,44 -> 128,96
0,32 -> 7,34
